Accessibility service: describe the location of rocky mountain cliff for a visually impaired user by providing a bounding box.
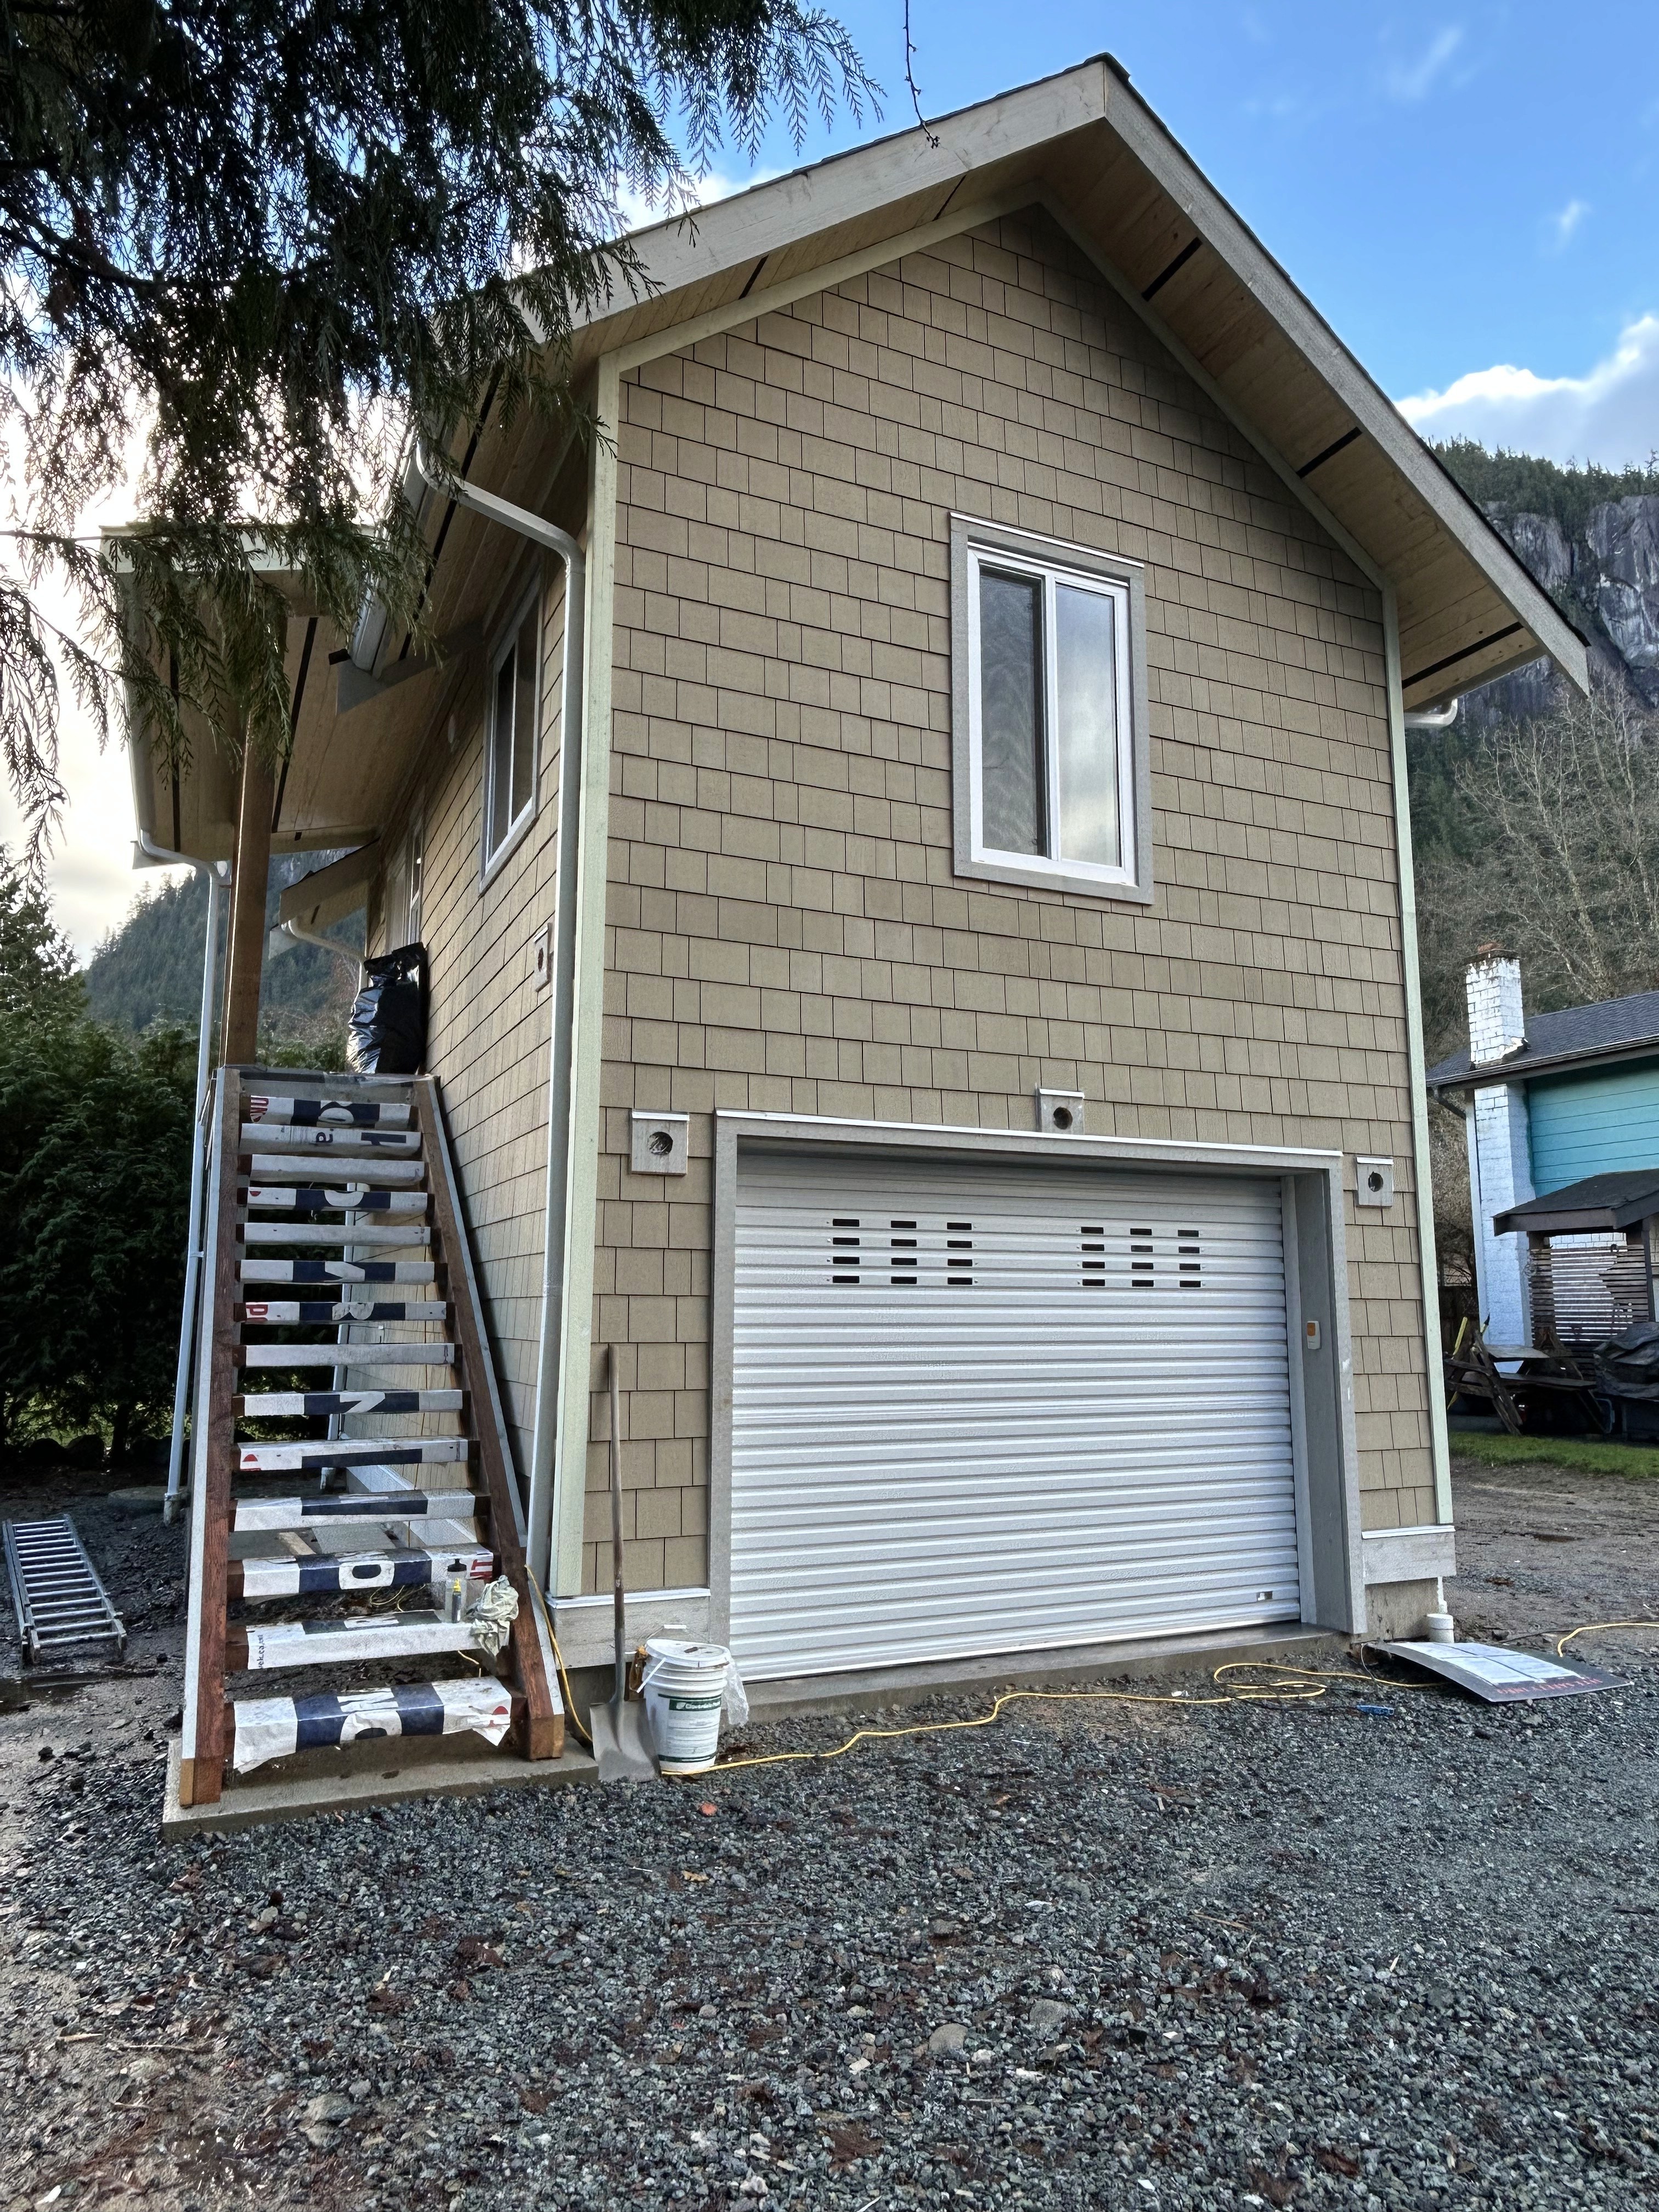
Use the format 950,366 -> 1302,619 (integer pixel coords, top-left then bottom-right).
1435,442 -> 1659,724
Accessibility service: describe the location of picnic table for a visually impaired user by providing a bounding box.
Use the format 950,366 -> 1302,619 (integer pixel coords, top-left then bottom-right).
1443,1323 -> 1613,1437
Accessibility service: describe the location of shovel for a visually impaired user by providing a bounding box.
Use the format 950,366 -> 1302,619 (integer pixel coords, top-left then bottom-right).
587,1345 -> 659,1782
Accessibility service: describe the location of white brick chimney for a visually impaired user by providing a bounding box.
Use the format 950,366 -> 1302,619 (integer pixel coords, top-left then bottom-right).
1463,952 -> 1534,1346
1466,952 -> 1526,1065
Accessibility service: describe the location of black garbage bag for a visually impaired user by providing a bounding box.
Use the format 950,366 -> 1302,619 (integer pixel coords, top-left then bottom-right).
1596,1319 -> 1659,1400
347,943 -> 428,1075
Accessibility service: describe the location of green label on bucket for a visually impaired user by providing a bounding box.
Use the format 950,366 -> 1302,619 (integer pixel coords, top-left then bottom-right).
666,1694 -> 723,1712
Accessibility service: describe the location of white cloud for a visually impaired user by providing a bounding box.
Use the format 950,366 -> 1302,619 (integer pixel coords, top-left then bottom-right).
1396,313 -> 1659,470
1546,197 -> 1590,252
1385,24 -> 1464,102
615,165 -> 780,239
0,414 -> 194,960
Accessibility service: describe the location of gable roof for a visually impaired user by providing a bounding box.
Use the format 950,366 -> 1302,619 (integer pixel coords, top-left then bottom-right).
573,55 -> 1588,707
127,53 -> 1592,865
1426,987 -> 1659,1094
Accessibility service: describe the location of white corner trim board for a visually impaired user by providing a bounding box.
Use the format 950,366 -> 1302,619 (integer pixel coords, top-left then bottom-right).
543,349 -> 621,1596
1383,587 -> 1455,1526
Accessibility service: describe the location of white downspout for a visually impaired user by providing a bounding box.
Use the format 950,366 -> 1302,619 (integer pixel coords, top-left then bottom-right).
411,448 -> 585,1583
279,914 -> 364,983
135,832 -> 232,1523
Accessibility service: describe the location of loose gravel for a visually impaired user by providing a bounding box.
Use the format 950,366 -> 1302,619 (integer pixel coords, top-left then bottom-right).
2,1455 -> 1657,2211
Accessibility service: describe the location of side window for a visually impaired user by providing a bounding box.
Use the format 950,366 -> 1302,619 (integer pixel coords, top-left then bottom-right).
951,516 -> 1152,904
482,591 -> 541,874
404,811 -> 424,943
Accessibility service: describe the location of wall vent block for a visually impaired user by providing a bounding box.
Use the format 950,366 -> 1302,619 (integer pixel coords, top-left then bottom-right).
1036,1087 -> 1085,1136
630,1112 -> 690,1176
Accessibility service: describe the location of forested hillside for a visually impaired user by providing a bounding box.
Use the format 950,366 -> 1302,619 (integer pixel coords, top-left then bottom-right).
1412,443 -> 1659,1283
1412,443 -> 1659,1057
85,850 -> 363,1060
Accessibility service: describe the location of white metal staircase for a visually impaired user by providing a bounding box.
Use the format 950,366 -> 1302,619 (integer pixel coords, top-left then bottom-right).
174,1068 -> 562,1810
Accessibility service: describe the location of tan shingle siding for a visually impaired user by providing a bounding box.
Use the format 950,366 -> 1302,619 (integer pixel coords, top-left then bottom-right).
586,206 -> 1435,1590
368,561 -> 569,1487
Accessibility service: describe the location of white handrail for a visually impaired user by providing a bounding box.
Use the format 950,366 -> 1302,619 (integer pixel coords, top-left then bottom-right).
134,832 -> 232,1522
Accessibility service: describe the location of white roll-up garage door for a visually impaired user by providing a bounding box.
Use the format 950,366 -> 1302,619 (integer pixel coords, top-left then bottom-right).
730,1150 -> 1302,1680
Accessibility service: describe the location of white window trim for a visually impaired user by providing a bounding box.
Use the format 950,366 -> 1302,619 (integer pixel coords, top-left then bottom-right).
950,514 -> 1153,905
479,581 -> 543,886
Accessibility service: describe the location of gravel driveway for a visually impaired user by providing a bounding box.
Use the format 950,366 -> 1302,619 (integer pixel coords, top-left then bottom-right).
3,1454 -> 1658,2212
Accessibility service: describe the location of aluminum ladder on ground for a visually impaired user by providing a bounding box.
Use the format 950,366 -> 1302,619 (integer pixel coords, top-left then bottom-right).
3,1514 -> 127,1662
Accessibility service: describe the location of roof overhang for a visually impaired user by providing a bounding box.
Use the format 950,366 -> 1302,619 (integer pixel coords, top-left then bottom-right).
1429,1034 -> 1659,1098
123,53 -> 1590,867
1494,1173 -> 1659,1237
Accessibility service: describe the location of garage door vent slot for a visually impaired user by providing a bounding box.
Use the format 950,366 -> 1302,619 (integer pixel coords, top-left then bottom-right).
1130,1226 -> 1155,1287
889,1219 -> 918,1286
1082,1225 -> 1106,1287
947,1222 -> 975,1286
1180,1230 -> 1202,1290
830,1217 -> 861,1285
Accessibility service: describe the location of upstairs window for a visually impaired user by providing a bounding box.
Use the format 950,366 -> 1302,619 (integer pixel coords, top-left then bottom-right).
482,589 -> 541,874
951,516 -> 1152,903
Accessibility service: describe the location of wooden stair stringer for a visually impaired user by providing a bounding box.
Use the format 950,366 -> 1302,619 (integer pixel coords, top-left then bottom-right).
413,1077 -> 562,1760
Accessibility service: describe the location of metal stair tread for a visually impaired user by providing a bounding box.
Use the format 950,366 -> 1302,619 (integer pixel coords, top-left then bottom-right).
225,1609 -> 491,1670
235,1437 -> 471,1472
230,1544 -> 493,1599
246,1155 -> 425,1186
240,1259 -> 438,1284
230,1489 -> 483,1531
236,1299 -> 449,1323
238,1341 -> 455,1367
228,1675 -> 515,1774
241,1125 -> 421,1155
244,1185 -> 430,1213
245,1096 -> 413,1130
242,1223 -> 432,1246
234,1386 -> 464,1417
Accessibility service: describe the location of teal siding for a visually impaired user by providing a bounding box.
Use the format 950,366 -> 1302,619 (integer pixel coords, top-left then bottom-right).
1529,1063 -> 1659,1190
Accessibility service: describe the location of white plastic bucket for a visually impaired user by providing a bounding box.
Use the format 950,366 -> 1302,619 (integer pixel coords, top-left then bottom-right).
641,1638 -> 730,1775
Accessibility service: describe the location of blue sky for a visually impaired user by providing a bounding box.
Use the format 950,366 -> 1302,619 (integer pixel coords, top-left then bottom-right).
724,0 -> 1659,469
21,0 -> 1659,955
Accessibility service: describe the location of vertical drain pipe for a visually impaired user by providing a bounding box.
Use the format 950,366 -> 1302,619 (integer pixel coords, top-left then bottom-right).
412,450 -> 585,1582
137,833 -> 232,1523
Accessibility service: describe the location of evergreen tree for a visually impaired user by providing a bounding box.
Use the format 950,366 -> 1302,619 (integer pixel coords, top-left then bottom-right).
0,0 -> 878,855
0,848 -> 192,1454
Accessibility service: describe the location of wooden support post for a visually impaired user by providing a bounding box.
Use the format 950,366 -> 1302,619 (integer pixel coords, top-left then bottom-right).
222,740 -> 274,1067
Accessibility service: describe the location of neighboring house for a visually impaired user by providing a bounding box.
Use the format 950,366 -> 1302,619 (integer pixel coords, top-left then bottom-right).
127,57 -> 1589,1702
1427,957 -> 1659,1349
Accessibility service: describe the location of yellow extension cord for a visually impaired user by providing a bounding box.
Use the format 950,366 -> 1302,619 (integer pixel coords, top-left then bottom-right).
1555,1619 -> 1659,1656
701,1659 -> 1437,1774
551,1623 -> 1659,1781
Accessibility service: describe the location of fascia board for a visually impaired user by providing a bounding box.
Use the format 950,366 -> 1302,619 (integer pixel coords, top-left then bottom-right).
1431,1036 -> 1659,1096
576,59 -> 1110,318
566,55 -> 1585,701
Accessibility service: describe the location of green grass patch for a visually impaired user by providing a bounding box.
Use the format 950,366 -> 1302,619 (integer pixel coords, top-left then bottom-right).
1449,1428 -> 1659,1479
